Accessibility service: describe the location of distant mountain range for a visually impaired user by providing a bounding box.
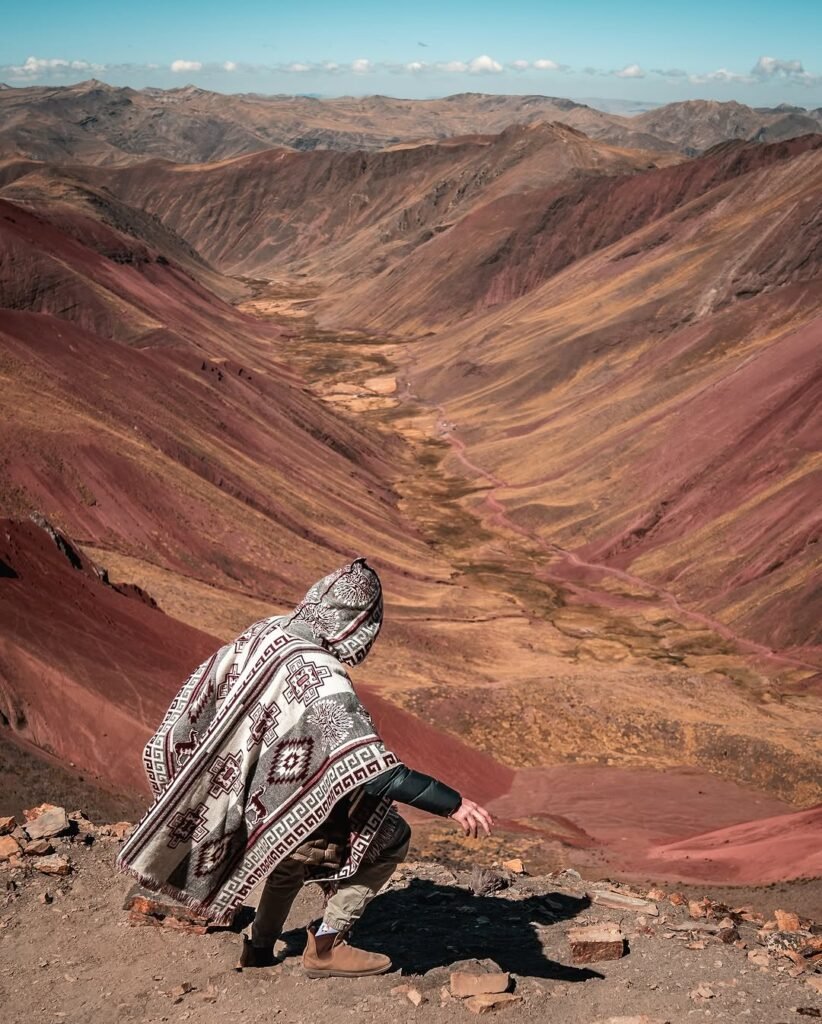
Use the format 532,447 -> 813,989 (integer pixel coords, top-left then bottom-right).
0,79 -> 820,164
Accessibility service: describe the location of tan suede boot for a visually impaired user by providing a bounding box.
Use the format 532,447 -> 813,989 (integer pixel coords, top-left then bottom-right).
302,926 -> 392,979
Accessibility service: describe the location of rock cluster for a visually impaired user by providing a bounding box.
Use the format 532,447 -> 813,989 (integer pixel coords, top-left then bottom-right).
0,805 -> 133,882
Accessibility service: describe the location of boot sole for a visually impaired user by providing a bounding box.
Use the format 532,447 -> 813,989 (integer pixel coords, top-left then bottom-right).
303,964 -> 392,979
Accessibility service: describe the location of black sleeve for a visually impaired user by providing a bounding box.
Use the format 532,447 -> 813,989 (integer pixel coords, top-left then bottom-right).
362,763 -> 462,817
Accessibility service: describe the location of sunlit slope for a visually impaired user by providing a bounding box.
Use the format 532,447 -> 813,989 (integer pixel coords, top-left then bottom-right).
409,142 -> 822,656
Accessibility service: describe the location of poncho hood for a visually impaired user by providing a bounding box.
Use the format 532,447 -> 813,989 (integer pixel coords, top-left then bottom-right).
279,557 -> 383,666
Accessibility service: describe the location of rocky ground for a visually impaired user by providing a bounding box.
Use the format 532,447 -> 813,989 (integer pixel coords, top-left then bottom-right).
1,807 -> 821,1024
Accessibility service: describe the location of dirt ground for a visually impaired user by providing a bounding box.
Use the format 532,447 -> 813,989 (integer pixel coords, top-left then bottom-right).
1,828 -> 820,1024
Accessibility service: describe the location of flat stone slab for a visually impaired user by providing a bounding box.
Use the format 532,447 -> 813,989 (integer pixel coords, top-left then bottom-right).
590,888 -> 659,915
450,971 -> 510,998
465,993 -> 522,1014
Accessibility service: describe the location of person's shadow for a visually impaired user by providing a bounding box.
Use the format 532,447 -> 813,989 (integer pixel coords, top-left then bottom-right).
281,878 -> 603,982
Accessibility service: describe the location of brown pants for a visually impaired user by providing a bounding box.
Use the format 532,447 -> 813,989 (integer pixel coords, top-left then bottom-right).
251,819 -> 410,947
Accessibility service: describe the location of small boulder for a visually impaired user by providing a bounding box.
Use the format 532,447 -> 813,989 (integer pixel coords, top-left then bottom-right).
24,806 -> 69,841
0,816 -> 16,835
568,923 -> 626,964
747,949 -> 770,967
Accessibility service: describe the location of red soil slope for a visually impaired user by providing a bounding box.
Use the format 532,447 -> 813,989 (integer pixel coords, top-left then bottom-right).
0,518 -> 215,795
0,517 -> 511,807
0,194 -> 443,603
648,805 -> 822,883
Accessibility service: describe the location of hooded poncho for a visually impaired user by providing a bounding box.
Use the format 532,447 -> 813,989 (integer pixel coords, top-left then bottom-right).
116,558 -> 399,924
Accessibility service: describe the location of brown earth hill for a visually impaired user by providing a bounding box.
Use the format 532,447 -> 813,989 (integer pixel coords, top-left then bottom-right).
1,81 -> 820,164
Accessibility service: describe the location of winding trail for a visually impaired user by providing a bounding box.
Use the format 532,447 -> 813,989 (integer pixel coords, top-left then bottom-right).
427,400 -> 818,676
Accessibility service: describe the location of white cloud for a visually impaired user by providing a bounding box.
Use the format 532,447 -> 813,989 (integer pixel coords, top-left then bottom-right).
288,62 -> 311,72
533,58 -> 560,71
468,54 -> 503,74
351,58 -> 372,74
615,63 -> 644,79
405,61 -> 426,73
439,60 -> 468,73
510,59 -> 530,71
650,67 -> 687,78
751,55 -> 816,84
6,55 -> 105,78
171,59 -> 202,73
687,67 -> 752,84
223,61 -> 237,72
752,55 -> 804,79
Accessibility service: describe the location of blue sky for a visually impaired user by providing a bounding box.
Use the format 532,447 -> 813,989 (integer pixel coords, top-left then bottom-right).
3,0 -> 821,106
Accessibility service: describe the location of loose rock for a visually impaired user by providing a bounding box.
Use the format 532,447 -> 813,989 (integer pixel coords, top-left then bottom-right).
34,854 -> 71,876
501,858 -> 525,874
775,909 -> 802,932
0,816 -> 16,835
406,987 -> 425,1006
0,835 -> 21,861
24,839 -> 55,856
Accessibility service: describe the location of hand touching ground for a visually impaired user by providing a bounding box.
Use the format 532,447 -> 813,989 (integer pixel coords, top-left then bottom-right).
451,798 -> 494,838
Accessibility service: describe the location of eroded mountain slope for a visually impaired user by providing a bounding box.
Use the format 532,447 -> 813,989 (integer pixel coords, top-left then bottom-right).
401,141 -> 822,659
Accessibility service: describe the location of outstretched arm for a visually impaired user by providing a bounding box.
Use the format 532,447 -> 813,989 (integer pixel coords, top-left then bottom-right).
363,764 -> 494,836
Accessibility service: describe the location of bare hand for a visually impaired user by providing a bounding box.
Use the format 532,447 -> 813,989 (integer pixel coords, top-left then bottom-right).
451,798 -> 494,838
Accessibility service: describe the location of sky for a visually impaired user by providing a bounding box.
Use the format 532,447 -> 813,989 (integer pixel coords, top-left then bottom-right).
2,0 -> 821,107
